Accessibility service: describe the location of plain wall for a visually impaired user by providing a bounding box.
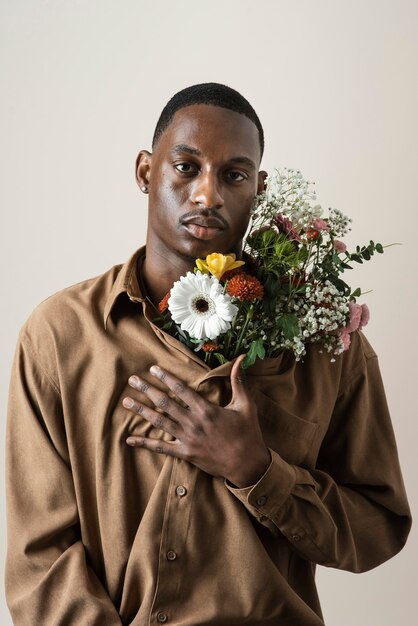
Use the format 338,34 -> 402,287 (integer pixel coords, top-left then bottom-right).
1,1 -> 417,624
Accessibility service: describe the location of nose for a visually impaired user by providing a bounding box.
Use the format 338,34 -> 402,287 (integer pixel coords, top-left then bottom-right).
191,171 -> 224,209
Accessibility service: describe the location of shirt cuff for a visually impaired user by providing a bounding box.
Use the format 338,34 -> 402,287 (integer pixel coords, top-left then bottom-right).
224,448 -> 296,524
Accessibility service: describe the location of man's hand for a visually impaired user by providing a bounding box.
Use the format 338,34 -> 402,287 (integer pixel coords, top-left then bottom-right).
122,355 -> 271,488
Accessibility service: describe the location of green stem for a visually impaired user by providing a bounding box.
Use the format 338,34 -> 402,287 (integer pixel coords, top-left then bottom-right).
233,305 -> 254,357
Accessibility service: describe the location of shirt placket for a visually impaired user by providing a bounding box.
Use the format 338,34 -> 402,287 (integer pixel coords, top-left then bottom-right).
149,457 -> 200,625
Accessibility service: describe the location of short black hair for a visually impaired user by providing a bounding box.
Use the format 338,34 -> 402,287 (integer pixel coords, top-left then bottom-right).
152,82 -> 264,159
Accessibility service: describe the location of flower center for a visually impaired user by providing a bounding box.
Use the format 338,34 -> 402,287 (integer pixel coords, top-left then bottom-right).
190,293 -> 215,318
195,298 -> 209,312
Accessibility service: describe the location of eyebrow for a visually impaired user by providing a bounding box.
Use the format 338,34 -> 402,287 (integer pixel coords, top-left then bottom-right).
170,144 -> 256,170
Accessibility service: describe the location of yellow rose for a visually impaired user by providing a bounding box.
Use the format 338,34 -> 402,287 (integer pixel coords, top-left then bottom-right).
195,253 -> 245,280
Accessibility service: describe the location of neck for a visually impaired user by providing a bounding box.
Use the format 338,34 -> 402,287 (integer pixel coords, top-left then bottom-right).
140,240 -> 197,309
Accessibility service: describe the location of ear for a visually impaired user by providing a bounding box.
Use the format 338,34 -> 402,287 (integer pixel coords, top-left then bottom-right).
135,150 -> 152,192
257,170 -> 268,195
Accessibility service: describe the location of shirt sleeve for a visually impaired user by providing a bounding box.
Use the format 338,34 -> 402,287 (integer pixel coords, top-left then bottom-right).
225,338 -> 412,573
5,329 -> 122,625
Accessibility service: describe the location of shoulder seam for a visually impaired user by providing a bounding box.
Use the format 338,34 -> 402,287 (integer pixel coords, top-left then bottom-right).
338,352 -> 378,396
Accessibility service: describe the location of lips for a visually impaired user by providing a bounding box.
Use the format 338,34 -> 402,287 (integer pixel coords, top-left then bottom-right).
181,215 -> 226,241
181,216 -> 226,230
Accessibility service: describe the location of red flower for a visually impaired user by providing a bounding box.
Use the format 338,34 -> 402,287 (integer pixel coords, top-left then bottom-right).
305,228 -> 320,241
158,290 -> 171,313
202,341 -> 221,352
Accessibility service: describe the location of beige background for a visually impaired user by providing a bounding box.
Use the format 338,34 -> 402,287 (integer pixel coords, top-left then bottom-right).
1,1 -> 417,624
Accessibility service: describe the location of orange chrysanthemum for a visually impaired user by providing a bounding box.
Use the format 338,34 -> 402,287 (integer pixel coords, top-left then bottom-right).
158,290 -> 171,313
226,273 -> 264,302
202,341 -> 221,352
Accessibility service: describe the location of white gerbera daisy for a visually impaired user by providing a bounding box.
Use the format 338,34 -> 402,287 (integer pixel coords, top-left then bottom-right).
168,271 -> 238,340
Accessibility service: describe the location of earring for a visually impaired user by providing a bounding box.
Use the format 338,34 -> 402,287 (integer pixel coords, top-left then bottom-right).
141,186 -> 148,193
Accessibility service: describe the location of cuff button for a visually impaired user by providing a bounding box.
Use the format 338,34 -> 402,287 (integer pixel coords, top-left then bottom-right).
157,612 -> 168,623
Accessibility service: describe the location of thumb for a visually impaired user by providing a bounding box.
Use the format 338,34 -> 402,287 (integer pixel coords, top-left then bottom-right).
229,354 -> 248,407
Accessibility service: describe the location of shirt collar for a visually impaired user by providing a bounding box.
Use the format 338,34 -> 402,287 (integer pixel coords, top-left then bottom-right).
103,245 -> 146,330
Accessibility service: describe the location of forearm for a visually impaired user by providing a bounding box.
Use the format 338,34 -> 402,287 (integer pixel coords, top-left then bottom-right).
6,331 -> 122,624
226,447 -> 411,572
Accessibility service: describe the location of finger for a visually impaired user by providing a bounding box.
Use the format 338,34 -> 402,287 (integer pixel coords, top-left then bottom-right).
127,374 -> 187,422
126,436 -> 185,459
122,396 -> 182,438
148,365 -> 207,411
229,354 -> 249,406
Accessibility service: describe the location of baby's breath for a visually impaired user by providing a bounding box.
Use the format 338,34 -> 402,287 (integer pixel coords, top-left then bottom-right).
158,167 -> 385,368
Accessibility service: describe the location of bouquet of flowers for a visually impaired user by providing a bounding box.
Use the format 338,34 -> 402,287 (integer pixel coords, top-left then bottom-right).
157,167 -> 386,369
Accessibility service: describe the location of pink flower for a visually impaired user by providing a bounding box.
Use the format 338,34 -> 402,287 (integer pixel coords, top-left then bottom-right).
313,217 -> 330,232
340,328 -> 351,351
338,302 -> 370,351
333,239 -> 347,253
345,302 -> 362,333
359,303 -> 370,330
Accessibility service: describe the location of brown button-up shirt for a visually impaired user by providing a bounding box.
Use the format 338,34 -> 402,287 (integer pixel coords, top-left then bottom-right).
5,246 -> 411,625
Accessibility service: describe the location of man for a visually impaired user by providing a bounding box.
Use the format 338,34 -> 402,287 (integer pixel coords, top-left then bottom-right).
5,83 -> 411,625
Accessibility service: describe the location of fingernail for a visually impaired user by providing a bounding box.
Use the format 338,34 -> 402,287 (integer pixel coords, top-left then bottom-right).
150,365 -> 161,376
123,397 -> 134,408
129,375 -> 139,386
126,437 -> 136,445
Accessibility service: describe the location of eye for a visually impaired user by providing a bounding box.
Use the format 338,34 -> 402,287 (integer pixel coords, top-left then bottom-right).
226,170 -> 247,182
174,162 -> 198,174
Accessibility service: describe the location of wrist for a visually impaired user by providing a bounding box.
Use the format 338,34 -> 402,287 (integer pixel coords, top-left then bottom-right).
226,448 -> 271,489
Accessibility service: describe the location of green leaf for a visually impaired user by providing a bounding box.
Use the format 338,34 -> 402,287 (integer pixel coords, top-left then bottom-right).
362,249 -> 371,261
277,313 -> 300,341
376,243 -> 384,253
213,352 -> 229,366
243,339 -> 266,369
264,273 -> 281,299
351,287 -> 361,298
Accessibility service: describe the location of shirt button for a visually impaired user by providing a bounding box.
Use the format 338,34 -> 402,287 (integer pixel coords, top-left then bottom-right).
256,495 -> 268,506
290,534 -> 301,542
166,550 -> 177,561
157,612 -> 168,623
176,485 -> 187,497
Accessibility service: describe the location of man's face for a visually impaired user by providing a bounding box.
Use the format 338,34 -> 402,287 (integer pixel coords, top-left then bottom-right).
138,104 -> 265,262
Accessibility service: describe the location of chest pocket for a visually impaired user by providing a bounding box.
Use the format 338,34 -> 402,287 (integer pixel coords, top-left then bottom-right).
252,387 -> 319,468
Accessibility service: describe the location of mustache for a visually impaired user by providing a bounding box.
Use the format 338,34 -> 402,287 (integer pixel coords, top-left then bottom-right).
179,209 -> 229,229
